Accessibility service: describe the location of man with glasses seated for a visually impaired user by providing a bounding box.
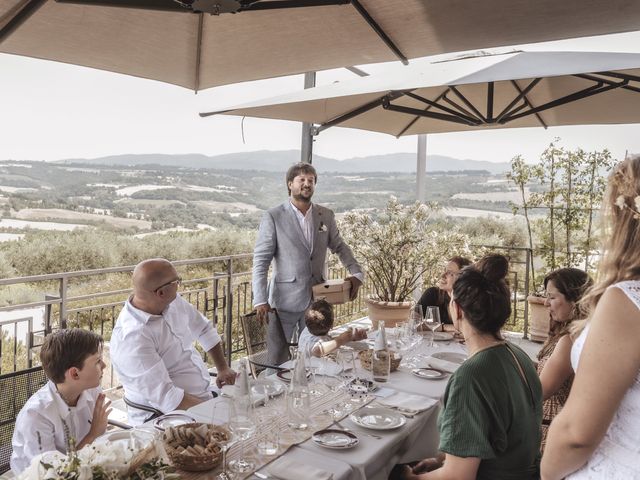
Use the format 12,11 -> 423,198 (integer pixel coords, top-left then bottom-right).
111,258 -> 236,425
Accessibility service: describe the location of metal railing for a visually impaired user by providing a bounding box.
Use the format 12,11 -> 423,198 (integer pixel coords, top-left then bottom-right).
0,246 -> 534,376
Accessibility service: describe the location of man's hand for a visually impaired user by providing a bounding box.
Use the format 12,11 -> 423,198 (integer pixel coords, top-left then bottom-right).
346,276 -> 362,301
256,304 -> 272,323
89,393 -> 112,437
216,367 -> 237,388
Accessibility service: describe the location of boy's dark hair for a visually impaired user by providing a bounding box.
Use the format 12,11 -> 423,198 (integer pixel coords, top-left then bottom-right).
452,254 -> 511,339
304,299 -> 334,336
40,328 -> 103,383
286,162 -> 317,195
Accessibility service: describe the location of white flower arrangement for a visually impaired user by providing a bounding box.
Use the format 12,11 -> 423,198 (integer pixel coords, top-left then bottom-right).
614,194 -> 640,219
18,440 -> 177,480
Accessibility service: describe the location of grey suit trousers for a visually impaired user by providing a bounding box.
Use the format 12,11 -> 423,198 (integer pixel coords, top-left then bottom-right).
267,310 -> 306,366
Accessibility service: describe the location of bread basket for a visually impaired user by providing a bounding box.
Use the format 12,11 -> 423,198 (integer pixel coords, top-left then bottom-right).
162,422 -> 229,472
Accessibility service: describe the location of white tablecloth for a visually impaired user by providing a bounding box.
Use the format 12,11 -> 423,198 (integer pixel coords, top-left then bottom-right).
188,324 -> 468,480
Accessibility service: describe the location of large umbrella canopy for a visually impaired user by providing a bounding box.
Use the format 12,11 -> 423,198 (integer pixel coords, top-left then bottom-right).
2,0 -> 640,90
200,50 -> 640,136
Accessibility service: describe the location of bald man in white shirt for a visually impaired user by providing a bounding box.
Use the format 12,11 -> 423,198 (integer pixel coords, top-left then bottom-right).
111,258 -> 235,425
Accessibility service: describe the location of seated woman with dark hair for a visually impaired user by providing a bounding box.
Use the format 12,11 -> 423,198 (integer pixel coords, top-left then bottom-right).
418,256 -> 471,325
401,254 -> 542,480
537,268 -> 592,451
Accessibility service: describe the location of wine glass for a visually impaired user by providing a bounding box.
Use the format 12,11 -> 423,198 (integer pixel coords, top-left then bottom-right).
214,400 -> 234,480
425,306 -> 442,348
227,398 -> 256,473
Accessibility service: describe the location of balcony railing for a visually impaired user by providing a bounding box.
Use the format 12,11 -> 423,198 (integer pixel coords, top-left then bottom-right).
0,246 -> 533,378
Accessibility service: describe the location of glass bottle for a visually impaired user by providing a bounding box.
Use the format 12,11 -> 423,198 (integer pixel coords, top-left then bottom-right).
287,349 -> 310,430
372,322 -> 390,383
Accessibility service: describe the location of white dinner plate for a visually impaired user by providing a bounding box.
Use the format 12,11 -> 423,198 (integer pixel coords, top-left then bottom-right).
153,412 -> 197,431
431,351 -> 467,364
312,429 -> 359,449
251,379 -> 285,398
432,332 -> 454,341
411,368 -> 448,380
349,407 -> 406,430
96,428 -> 156,447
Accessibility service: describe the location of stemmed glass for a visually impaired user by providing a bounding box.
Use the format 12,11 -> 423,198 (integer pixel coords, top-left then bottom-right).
227,398 -> 256,473
425,306 -> 442,348
213,400 -> 234,480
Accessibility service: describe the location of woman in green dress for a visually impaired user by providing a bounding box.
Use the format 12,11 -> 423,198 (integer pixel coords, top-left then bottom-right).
402,254 -> 542,480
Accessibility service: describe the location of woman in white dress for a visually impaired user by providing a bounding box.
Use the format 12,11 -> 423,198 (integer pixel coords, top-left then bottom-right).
541,155 -> 640,479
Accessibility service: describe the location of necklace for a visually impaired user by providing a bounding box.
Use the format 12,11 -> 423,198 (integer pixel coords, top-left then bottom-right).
56,386 -> 77,407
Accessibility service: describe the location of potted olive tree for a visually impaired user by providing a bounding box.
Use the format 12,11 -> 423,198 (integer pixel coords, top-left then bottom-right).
340,197 -> 468,326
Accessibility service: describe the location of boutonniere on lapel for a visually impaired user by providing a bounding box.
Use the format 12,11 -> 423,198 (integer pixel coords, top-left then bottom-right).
318,222 -> 328,233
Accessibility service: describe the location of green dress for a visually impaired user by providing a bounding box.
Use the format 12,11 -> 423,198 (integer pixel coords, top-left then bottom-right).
438,342 -> 542,480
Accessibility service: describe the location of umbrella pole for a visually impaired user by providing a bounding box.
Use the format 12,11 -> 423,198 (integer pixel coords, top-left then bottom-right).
416,135 -> 427,203
300,72 -> 316,164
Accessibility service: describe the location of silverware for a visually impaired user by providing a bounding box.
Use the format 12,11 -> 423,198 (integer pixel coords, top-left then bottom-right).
335,420 -> 382,439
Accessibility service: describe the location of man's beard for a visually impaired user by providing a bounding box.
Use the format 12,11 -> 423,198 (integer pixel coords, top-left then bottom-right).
292,190 -> 313,202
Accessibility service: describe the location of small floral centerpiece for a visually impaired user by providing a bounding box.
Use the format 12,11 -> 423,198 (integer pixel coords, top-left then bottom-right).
18,439 -> 178,480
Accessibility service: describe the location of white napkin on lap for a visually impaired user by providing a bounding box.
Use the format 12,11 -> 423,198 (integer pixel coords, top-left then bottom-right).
268,458 -> 333,480
378,392 -> 438,413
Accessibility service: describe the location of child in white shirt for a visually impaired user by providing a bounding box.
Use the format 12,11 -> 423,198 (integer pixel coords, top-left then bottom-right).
298,299 -> 367,357
10,329 -> 111,474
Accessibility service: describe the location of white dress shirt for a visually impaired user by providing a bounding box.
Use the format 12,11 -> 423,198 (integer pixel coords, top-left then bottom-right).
110,295 -> 221,425
289,201 -> 315,251
10,381 -> 101,474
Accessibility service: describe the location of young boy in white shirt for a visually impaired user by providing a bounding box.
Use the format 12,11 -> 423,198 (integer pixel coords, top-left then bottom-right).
10,329 -> 111,474
298,299 -> 367,357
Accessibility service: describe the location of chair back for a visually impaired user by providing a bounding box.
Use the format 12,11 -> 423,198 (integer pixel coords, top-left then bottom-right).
239,311 -> 269,378
0,366 -> 48,474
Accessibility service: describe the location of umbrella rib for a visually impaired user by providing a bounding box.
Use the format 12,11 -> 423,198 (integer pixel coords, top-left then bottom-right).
508,80 -> 547,128
383,102 -> 478,126
0,0 -> 47,44
395,89 -> 449,137
194,13 -> 204,93
502,80 -> 627,124
314,90 -> 407,133
449,86 -> 487,122
404,92 -> 481,125
441,95 -> 484,123
350,0 -> 408,65
494,78 -> 542,123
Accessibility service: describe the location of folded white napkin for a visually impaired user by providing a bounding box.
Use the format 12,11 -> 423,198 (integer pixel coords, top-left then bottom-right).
220,385 -> 265,406
377,392 -> 438,413
268,458 -> 333,480
308,357 -> 342,376
427,358 -> 460,373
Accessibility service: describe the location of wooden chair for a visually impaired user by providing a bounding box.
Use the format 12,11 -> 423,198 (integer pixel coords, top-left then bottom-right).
0,367 -> 47,475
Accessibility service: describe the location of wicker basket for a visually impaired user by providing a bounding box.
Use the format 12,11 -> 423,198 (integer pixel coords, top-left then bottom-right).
358,349 -> 402,372
162,423 -> 229,472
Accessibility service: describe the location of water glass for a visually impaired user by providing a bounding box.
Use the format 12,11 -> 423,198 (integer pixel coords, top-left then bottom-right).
228,399 -> 256,473
255,412 -> 279,456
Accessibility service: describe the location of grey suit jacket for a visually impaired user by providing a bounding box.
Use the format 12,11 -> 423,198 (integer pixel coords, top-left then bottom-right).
252,201 -> 362,312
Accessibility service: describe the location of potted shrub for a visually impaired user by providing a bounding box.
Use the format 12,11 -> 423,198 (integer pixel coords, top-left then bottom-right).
340,197 -> 467,326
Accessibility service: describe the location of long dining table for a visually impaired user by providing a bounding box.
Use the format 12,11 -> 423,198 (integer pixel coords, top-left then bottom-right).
186,320 -> 468,480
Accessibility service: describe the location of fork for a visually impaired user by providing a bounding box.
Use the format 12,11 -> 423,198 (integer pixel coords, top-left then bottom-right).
335,420 -> 382,439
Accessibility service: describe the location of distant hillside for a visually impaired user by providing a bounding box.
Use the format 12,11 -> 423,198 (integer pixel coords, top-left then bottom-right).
56,151 -> 511,174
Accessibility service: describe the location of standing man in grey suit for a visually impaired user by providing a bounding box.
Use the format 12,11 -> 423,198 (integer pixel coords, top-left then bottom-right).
253,162 -> 364,365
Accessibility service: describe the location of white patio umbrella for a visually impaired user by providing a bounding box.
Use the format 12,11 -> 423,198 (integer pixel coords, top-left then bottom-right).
200,49 -> 640,136
2,0 -> 640,90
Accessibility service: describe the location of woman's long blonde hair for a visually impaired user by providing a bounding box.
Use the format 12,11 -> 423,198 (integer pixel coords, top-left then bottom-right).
579,154 -> 640,319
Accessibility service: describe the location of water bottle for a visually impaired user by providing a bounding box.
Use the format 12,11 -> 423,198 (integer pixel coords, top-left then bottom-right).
287,349 -> 310,430
372,323 -> 390,383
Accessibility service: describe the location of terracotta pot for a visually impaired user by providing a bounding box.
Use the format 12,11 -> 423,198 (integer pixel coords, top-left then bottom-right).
528,295 -> 550,343
366,298 -> 413,327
